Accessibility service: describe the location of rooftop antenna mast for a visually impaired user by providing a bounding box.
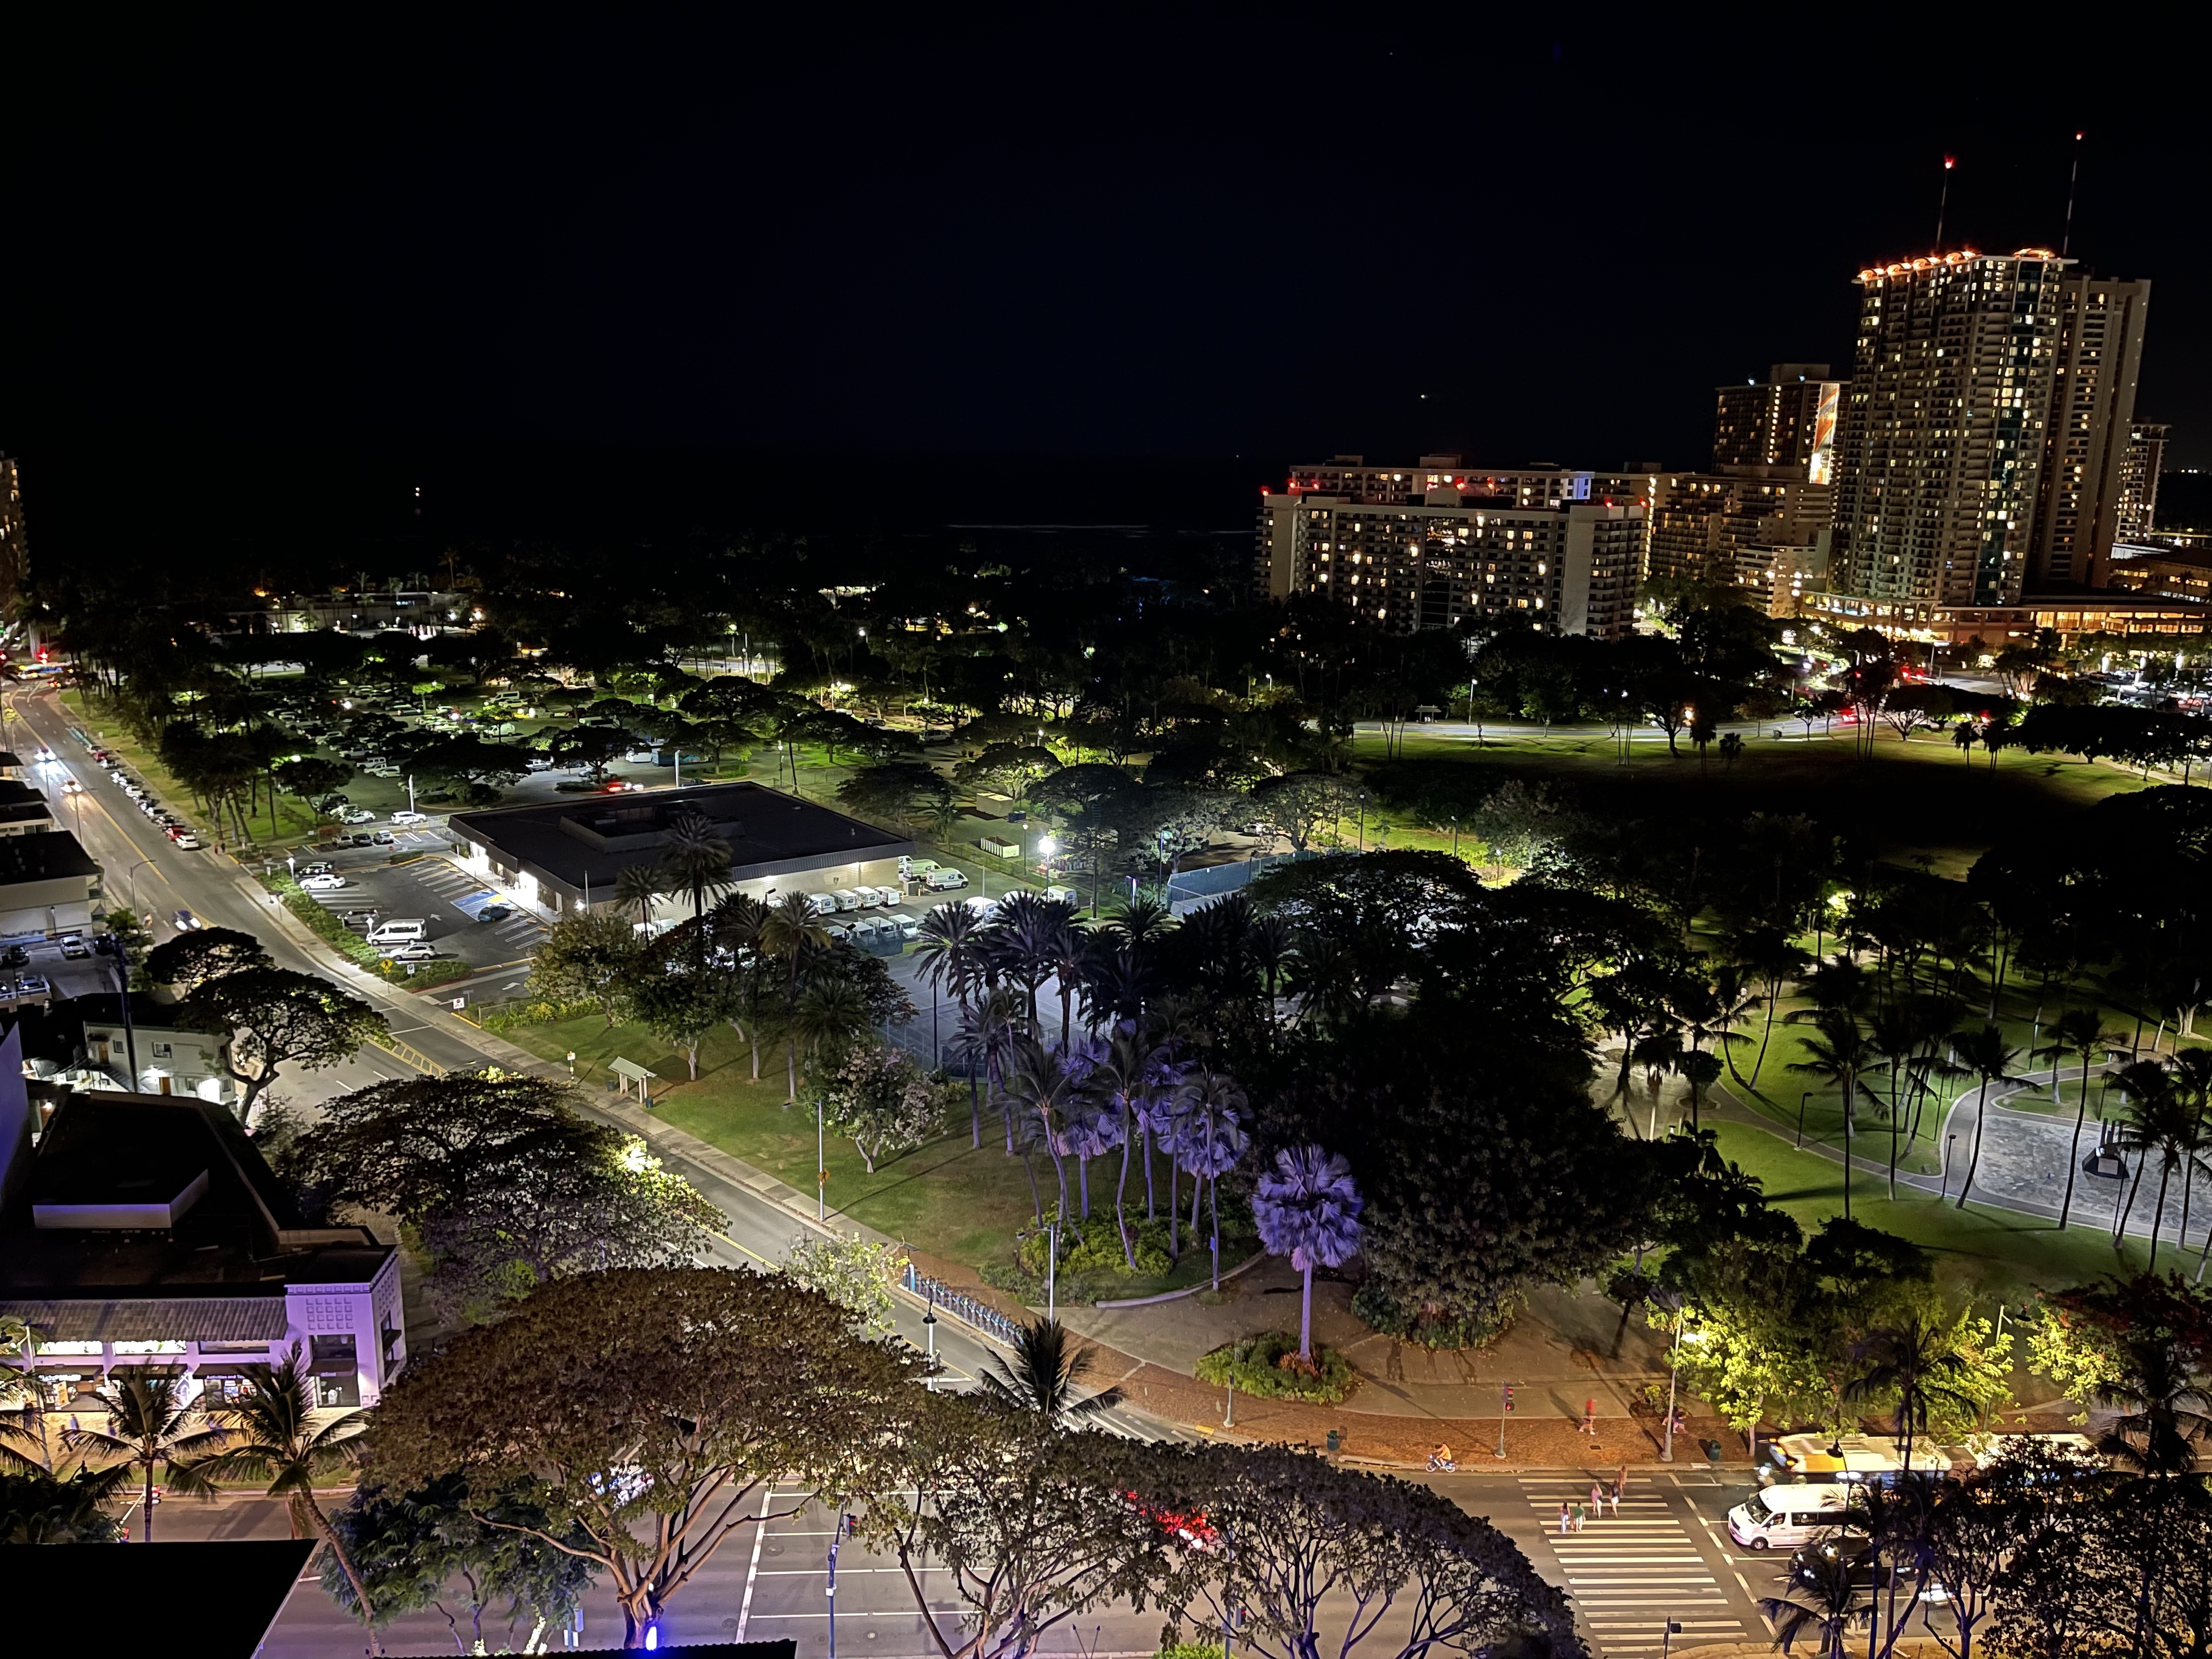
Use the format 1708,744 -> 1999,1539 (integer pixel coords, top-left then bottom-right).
2061,129 -> 2085,256
1934,155 -> 1955,251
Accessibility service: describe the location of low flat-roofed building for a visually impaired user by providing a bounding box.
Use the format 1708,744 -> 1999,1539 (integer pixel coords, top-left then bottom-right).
450,781 -> 913,923
1802,588 -> 2211,645
0,828 -> 99,938
2107,544 -> 2212,605
0,1031 -> 405,1409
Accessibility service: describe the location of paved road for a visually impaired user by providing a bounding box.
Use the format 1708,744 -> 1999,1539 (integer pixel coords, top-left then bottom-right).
143,1467 -> 1781,1657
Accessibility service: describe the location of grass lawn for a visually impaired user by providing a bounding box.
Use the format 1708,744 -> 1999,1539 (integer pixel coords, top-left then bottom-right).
501,1012 -> 1228,1298
1356,722 -> 2148,877
1705,1119 -> 2156,1306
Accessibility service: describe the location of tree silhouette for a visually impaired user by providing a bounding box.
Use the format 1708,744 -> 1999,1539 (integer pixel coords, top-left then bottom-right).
1950,1024 -> 2023,1212
2034,1008 -> 2124,1232
63,1372 -> 228,1542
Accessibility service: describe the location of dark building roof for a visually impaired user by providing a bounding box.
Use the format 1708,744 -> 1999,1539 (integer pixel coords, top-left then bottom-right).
451,781 -> 911,902
0,800 -> 55,827
0,1541 -> 317,1655
0,1091 -> 390,1324
0,778 -> 48,807
0,828 -> 97,886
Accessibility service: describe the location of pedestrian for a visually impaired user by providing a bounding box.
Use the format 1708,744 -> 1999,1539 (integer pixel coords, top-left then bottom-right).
1607,1479 -> 1622,1518
1571,1500 -> 1585,1532
1558,1502 -> 1571,1536
1590,1480 -> 1604,1517
1583,1397 -> 1597,1436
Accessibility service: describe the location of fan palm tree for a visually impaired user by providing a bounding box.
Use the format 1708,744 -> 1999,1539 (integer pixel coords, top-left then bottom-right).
1786,1011 -> 1882,1220
975,1318 -> 1123,1427
187,1345 -> 379,1636
1090,1023 -> 1158,1269
612,861 -> 666,932
791,977 -> 873,1078
1175,1070 -> 1249,1289
1756,1547 -> 1863,1657
759,890 -> 830,1102
1949,1024 -> 2024,1212
1251,1145 -> 1364,1362
64,1373 -> 229,1542
2033,1008 -> 2125,1232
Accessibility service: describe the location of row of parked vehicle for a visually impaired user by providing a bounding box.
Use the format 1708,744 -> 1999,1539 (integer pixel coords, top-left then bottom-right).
81,745 -> 202,849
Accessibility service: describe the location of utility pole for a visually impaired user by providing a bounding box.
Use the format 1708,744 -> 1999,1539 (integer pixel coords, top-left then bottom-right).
1495,1383 -> 1513,1459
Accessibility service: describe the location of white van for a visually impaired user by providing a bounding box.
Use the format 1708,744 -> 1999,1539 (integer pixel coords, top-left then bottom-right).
830,888 -> 864,912
922,868 -> 969,891
366,918 -> 428,945
865,885 -> 905,907
800,892 -> 840,918
1728,1484 -> 1855,1551
899,857 -> 940,878
1044,885 -> 1080,907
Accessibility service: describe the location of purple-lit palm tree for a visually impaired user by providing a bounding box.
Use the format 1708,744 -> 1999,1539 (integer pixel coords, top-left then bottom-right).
1090,1024 -> 1153,1267
1175,1070 -> 1249,1289
1252,1145 -> 1364,1362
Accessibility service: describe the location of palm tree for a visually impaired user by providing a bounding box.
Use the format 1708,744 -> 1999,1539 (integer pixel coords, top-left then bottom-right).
1949,1024 -> 2023,1212
1101,895 -> 1174,955
63,1373 -> 229,1542
1174,1070 -> 1249,1289
1251,1146 -> 1364,1362
1246,914 -> 1297,1033
709,890 -> 772,1079
188,1345 -> 379,1637
1786,1011 -> 1882,1220
2095,1329 -> 2212,1479
915,901 -> 990,1140
612,861 -> 666,932
759,890 -> 830,1102
1756,1547 -> 1863,1658
1845,1317 -> 1976,1502
1002,1036 -> 1085,1218
1866,1003 -> 1921,1200
1090,1023 -> 1157,1270
791,977 -> 872,1079
975,1318 -> 1123,1428
2110,1061 -> 2196,1264
2033,1008 -> 2124,1232
658,808 -> 735,944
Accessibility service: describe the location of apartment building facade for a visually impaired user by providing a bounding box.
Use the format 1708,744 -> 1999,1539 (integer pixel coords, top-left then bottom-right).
2024,275 -> 2152,590
1257,475 -> 1641,639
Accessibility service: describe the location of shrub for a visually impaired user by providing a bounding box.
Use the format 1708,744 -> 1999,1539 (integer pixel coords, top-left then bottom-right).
1158,1646 -> 1224,1659
1017,1214 -> 1172,1281
1352,1282 -> 1516,1351
1194,1330 -> 1357,1404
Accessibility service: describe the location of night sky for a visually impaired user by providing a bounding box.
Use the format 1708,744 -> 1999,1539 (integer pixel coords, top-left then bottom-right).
7,12 -> 2209,538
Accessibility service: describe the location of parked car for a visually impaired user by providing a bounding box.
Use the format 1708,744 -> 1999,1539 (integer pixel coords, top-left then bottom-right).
338,808 -> 376,825
298,873 -> 347,891
0,945 -> 25,968
173,833 -> 202,850
381,941 -> 439,962
59,935 -> 89,958
371,830 -> 396,845
300,861 -> 335,876
390,810 -> 429,825
478,904 -> 515,923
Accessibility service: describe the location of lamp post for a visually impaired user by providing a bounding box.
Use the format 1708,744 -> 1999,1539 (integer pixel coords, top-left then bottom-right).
1046,1216 -> 1058,1323
566,1051 -> 576,1077
817,1093 -> 828,1223
123,857 -> 154,917
1942,1133 -> 1957,1201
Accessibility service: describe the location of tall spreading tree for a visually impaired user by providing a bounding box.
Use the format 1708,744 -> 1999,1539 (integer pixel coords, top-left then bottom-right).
369,1268 -> 921,1647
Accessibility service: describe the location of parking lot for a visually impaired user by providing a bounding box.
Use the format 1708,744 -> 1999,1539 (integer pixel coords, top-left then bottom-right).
277,833 -> 549,983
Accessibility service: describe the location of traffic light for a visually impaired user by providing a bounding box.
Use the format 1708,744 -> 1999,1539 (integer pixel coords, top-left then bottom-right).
1503,1385 -> 1514,1414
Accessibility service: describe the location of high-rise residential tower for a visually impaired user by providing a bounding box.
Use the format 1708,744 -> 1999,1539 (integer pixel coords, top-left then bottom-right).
0,456 -> 25,624
1712,364 -> 1842,481
1830,249 -> 2068,608
2114,421 -> 2169,545
2024,274 -> 2152,589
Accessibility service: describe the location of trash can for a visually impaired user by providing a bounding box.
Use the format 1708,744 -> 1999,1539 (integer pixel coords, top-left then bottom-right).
1699,1437 -> 1725,1464
1325,1429 -> 1340,1454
